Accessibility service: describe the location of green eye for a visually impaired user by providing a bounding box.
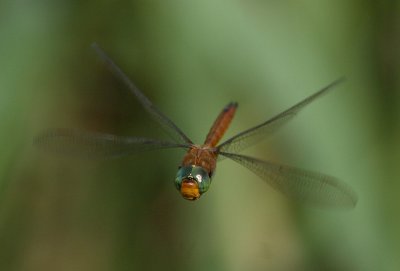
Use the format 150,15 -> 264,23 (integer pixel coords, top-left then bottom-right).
175,166 -> 191,190
175,166 -> 212,196
191,166 -> 211,194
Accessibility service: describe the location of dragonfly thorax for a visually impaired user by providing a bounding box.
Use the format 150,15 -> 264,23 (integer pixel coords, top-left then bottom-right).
175,165 -> 211,200
181,146 -> 218,174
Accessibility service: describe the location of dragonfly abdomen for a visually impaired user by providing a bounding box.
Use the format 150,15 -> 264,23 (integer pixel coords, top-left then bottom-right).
204,102 -> 238,147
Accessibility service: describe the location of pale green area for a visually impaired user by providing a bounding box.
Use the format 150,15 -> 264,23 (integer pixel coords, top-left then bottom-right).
0,1 -> 399,271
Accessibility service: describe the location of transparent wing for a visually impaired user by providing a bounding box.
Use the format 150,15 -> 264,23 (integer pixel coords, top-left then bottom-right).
91,43 -> 192,145
217,78 -> 344,154
220,152 -> 357,208
34,128 -> 191,158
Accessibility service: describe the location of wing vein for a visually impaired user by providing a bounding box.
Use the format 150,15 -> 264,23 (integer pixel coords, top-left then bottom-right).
91,43 -> 192,144
217,78 -> 345,153
35,128 -> 190,158
220,151 -> 357,208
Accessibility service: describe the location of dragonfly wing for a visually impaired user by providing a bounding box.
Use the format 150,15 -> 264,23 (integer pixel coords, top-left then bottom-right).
91,43 -> 192,145
217,78 -> 345,154
220,152 -> 357,208
34,128 -> 190,158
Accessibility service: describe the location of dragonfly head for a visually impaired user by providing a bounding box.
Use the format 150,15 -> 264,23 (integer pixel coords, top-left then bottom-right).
175,165 -> 211,201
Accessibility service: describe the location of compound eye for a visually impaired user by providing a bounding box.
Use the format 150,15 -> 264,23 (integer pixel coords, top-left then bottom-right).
174,166 -> 212,200
191,166 -> 211,194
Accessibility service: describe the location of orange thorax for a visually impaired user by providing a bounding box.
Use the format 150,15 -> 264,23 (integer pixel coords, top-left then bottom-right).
181,146 -> 218,175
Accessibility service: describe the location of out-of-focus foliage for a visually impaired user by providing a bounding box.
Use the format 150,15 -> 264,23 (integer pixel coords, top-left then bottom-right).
0,1 -> 399,271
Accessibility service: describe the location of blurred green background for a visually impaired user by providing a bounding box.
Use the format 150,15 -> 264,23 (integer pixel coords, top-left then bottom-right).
1,1 -> 399,270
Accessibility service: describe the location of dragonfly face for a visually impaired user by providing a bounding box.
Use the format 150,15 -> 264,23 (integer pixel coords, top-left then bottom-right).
175,166 -> 211,200
35,43 -> 357,208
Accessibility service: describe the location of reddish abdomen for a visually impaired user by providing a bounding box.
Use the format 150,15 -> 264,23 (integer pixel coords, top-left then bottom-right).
204,102 -> 238,147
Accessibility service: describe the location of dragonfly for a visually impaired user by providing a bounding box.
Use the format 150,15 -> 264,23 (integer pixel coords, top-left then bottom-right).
35,43 -> 357,207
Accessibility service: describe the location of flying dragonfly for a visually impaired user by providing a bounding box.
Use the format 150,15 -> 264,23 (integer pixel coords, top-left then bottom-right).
35,43 -> 357,207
